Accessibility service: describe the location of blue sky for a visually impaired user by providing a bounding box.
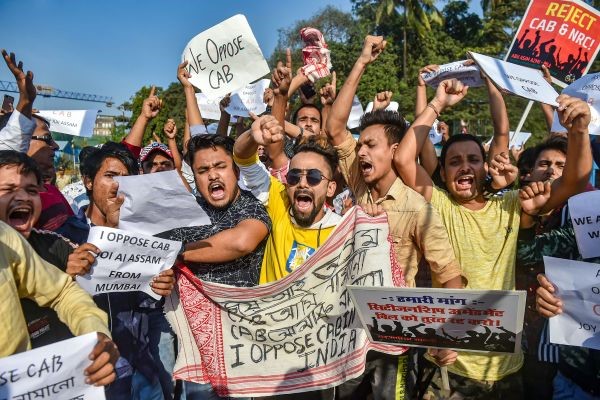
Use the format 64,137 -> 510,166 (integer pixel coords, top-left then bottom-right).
0,0 -> 354,112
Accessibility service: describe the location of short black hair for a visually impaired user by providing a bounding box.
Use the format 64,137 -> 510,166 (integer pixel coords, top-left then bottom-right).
292,135 -> 339,176
359,110 -> 407,144
440,134 -> 486,168
81,142 -> 138,196
0,150 -> 42,185
533,135 -> 568,164
517,147 -> 536,182
293,104 -> 322,127
186,134 -> 235,166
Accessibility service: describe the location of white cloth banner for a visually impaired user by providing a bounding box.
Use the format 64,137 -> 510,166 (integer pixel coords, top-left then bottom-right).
421,60 -> 484,88
167,207 -> 406,397
551,73 -> 600,136
181,14 -> 270,100
569,191 -> 600,259
37,110 -> 98,137
0,333 -> 105,399
349,286 -> 525,353
469,52 -> 560,106
544,256 -> 600,350
226,79 -> 270,117
195,93 -> 223,121
115,170 -> 210,235
77,227 -> 180,300
347,96 -> 364,129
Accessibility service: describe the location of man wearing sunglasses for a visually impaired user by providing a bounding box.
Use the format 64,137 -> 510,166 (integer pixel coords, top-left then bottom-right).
234,117 -> 341,285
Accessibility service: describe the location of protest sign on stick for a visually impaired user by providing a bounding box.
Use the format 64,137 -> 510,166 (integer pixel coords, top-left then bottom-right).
544,256 -> 600,350
181,14 -> 270,100
225,79 -> 270,117
485,131 -> 532,149
469,52 -> 560,106
36,110 -> 98,137
421,60 -> 484,88
115,170 -> 210,235
506,0 -> 600,85
551,72 -> 600,135
0,333 -> 105,399
569,190 -> 600,258
77,226 -> 180,300
348,286 -> 526,353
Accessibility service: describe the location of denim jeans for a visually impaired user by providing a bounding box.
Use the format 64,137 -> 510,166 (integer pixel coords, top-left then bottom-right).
148,308 -> 178,399
184,381 -> 249,400
553,371 -> 600,400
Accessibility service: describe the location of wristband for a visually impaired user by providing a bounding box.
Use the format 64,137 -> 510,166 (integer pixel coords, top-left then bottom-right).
427,102 -> 440,118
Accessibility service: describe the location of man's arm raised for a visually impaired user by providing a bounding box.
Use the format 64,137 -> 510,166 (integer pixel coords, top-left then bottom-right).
394,79 -> 468,201
535,95 -> 592,215
326,35 -> 386,146
484,76 -> 510,162
124,86 -> 161,147
267,49 -> 292,170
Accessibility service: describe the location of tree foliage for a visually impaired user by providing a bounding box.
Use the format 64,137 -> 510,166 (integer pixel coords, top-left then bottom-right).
120,0 -> 600,149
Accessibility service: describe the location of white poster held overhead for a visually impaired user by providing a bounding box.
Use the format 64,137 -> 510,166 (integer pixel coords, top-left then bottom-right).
347,96 -> 364,129
569,191 -> 600,259
484,131 -> 531,149
468,52 -> 560,107
77,226 -> 180,300
37,110 -> 98,137
551,73 -> 600,136
195,93 -> 223,121
226,79 -> 270,117
181,14 -> 270,100
429,120 -> 443,145
364,101 -> 399,113
115,170 -> 210,235
0,332 -> 105,399
421,60 -> 484,88
544,256 -> 600,350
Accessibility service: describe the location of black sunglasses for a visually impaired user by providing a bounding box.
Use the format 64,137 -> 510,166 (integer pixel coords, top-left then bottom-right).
286,168 -> 331,186
31,135 -> 55,145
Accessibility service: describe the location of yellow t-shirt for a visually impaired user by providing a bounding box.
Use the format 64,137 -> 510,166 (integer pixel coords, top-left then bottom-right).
431,187 -> 523,381
259,176 -> 339,284
0,221 -> 110,356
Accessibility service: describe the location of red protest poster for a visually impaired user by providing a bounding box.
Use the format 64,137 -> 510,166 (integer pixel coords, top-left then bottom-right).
506,0 -> 600,84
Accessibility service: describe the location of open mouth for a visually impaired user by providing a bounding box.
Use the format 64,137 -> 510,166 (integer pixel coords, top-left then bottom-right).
455,175 -> 474,190
359,160 -> 373,176
8,206 -> 33,231
209,182 -> 226,200
294,192 -> 314,212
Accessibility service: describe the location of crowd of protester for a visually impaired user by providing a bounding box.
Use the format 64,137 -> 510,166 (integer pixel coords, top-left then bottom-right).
1,28 -> 599,400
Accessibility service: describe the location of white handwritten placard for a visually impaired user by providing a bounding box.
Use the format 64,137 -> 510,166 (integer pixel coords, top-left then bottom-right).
195,93 -> 223,121
37,110 -> 98,137
551,73 -> 600,136
115,170 -> 211,235
569,191 -> 600,259
225,79 -> 270,117
422,60 -> 484,88
468,52 -> 560,106
181,14 -> 270,100
77,227 -> 180,300
364,101 -> 399,113
544,256 -> 600,350
349,286 -> 526,353
347,96 -> 364,129
0,333 -> 105,400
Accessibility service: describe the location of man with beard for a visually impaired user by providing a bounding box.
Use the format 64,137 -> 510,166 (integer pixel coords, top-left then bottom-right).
393,74 -> 592,397
234,124 -> 341,283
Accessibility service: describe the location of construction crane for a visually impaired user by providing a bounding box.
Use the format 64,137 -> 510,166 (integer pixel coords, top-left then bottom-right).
0,80 -> 113,107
